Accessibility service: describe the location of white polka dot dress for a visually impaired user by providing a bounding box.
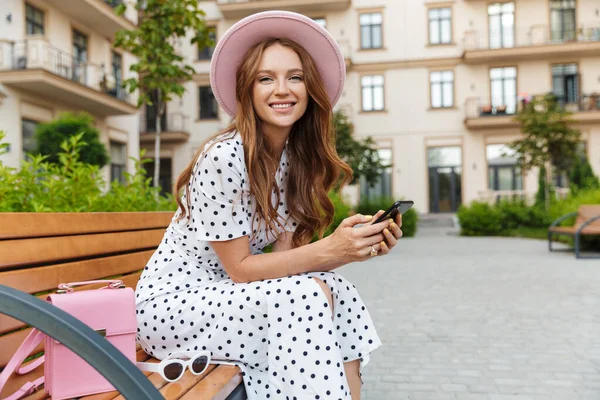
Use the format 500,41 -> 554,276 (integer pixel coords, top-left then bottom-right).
135,131 -> 382,399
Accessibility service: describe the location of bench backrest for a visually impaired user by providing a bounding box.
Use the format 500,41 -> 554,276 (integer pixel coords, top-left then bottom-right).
0,212 -> 171,376
576,205 -> 600,228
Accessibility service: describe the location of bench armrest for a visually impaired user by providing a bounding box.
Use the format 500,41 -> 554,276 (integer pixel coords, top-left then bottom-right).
577,214 -> 600,234
549,211 -> 578,228
0,285 -> 163,400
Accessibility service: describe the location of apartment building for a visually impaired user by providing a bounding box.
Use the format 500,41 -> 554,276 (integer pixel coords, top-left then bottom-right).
144,0 -> 600,213
0,0 -> 140,184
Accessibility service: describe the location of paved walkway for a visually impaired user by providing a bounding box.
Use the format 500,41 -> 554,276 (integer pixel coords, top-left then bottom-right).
339,223 -> 600,400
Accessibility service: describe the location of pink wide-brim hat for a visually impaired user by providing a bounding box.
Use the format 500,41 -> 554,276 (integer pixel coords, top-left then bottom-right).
210,10 -> 346,117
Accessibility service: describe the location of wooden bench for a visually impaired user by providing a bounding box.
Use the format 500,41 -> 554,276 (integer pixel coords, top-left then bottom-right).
548,205 -> 600,259
0,212 -> 246,400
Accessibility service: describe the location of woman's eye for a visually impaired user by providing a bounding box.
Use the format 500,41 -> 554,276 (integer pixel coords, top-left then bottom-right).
259,77 -> 273,83
290,75 -> 303,82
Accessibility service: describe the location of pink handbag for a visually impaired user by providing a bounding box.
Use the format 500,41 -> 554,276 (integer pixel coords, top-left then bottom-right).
0,280 -> 137,400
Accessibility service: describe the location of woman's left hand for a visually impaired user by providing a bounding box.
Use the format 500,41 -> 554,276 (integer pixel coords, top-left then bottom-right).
378,213 -> 403,255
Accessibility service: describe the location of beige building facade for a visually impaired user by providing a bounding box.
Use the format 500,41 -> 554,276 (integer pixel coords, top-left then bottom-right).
145,0 -> 600,213
4,1 -> 595,213
0,0 -> 140,184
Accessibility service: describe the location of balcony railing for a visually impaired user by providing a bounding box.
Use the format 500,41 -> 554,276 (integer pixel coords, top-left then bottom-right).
463,23 -> 600,51
140,112 -> 190,133
0,39 -> 129,102
465,93 -> 600,120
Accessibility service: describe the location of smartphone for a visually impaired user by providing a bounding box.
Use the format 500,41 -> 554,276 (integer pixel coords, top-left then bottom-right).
371,200 -> 414,224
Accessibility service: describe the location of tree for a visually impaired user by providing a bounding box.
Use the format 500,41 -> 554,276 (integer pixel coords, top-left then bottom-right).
34,112 -> 109,167
114,0 -> 212,190
569,155 -> 600,193
510,93 -> 581,210
334,110 -> 389,187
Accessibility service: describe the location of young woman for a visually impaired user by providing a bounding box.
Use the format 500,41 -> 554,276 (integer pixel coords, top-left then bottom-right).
135,11 -> 403,400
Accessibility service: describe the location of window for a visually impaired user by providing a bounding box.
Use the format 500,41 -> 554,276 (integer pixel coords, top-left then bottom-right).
199,86 -> 218,119
550,0 -> 576,42
360,148 -> 392,202
490,67 -> 517,114
359,12 -> 383,49
486,144 -> 522,191
428,8 -> 452,45
430,70 -> 454,108
361,75 -> 384,112
313,18 -> 326,29
110,51 -> 123,99
72,30 -> 88,84
25,3 -> 44,35
110,141 -> 127,184
198,26 -> 216,60
488,2 -> 514,49
552,63 -> 579,106
21,119 -> 38,159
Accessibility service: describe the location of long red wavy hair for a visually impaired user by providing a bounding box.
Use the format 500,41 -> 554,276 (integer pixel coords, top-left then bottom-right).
174,38 -> 352,248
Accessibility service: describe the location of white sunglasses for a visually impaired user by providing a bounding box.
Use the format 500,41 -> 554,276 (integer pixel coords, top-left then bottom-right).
137,351 -> 211,382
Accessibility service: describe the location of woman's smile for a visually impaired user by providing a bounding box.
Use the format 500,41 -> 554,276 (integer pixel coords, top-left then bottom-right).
269,101 -> 297,113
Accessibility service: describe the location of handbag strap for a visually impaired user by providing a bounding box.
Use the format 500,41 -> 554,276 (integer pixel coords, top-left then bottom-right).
0,329 -> 46,400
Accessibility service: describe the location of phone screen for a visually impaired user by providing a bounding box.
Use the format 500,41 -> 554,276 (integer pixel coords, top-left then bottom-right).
371,200 -> 414,224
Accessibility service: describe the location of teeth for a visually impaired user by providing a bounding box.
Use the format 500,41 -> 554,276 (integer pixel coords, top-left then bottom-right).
271,103 -> 294,109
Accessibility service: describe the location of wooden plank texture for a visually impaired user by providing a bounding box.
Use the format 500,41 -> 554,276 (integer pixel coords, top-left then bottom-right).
0,271 -> 143,335
180,365 -> 242,400
0,229 -> 164,270
0,212 -> 173,240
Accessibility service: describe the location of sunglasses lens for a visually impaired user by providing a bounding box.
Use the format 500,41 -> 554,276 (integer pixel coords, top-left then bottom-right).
191,355 -> 209,374
164,362 -> 184,381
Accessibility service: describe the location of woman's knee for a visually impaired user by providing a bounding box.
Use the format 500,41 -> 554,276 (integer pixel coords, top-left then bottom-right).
311,277 -> 334,313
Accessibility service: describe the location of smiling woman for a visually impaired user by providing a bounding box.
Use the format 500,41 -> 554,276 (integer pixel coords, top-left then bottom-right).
134,11 -> 404,400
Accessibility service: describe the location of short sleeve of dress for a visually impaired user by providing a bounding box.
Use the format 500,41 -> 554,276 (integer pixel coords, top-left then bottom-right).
189,140 -> 251,241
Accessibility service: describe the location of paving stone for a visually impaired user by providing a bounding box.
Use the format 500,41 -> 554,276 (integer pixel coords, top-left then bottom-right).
340,226 -> 600,399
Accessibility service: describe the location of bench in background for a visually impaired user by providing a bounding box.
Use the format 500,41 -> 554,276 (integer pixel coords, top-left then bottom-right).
0,212 -> 246,400
548,205 -> 600,259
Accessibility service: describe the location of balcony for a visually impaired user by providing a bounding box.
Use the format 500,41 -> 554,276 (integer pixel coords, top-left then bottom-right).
42,0 -> 134,38
464,93 -> 600,130
462,24 -> 600,64
0,39 -> 137,116
140,112 -> 191,145
217,0 -> 351,18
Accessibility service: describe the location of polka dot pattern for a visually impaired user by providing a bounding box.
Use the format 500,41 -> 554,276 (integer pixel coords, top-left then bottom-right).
135,132 -> 382,399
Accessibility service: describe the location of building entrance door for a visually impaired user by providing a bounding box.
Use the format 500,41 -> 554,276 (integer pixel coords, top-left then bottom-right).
427,146 -> 462,213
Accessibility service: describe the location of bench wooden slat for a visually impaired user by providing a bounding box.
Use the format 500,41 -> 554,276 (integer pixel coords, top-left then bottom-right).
0,272 -> 143,335
77,350 -> 154,400
550,226 -> 600,235
180,365 -> 243,400
0,251 -> 153,295
0,212 -> 173,240
0,230 -> 164,270
159,365 -> 219,399
576,205 -> 600,227
0,328 -> 42,369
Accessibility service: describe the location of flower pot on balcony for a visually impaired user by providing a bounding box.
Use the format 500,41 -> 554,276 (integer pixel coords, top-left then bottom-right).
495,105 -> 507,114
480,104 -> 493,115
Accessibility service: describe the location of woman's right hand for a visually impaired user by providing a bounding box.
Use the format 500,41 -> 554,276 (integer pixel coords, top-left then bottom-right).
326,211 -> 391,264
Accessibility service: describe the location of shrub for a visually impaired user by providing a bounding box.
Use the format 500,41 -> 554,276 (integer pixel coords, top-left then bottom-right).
323,189 -> 353,237
456,202 -> 504,236
0,131 -> 176,212
34,112 -> 109,168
